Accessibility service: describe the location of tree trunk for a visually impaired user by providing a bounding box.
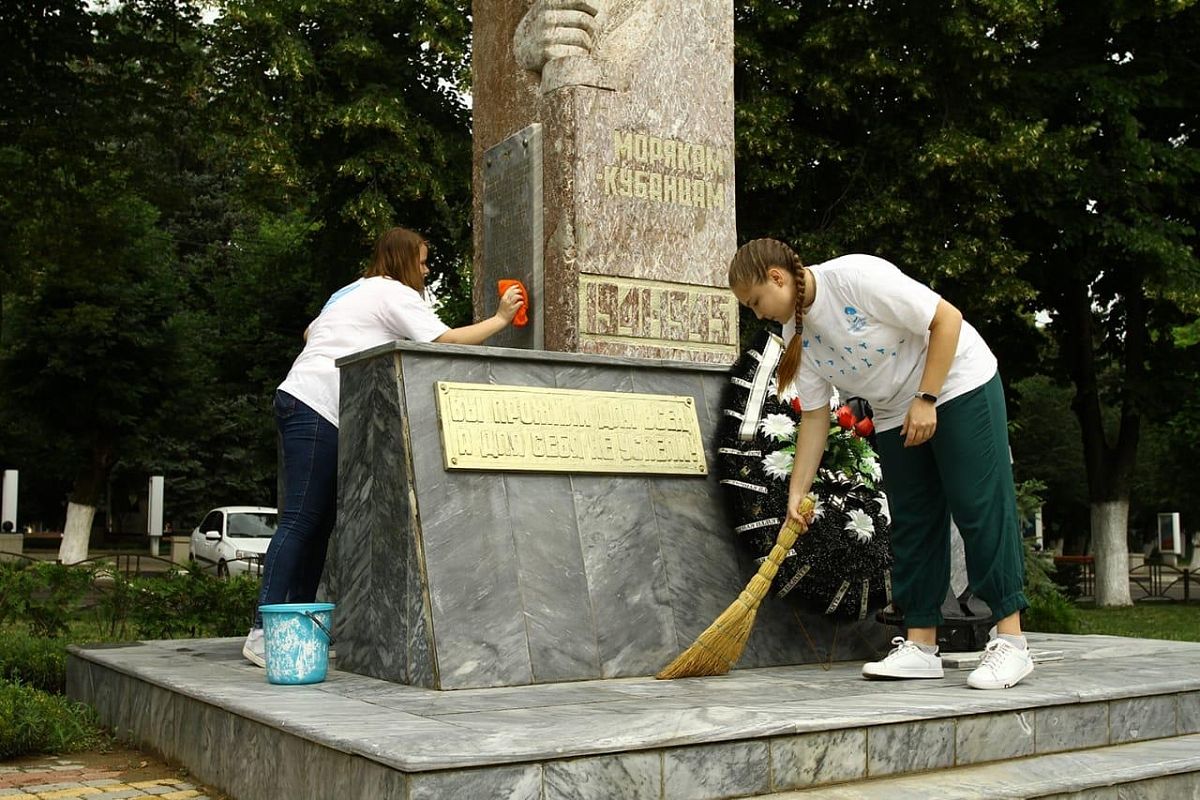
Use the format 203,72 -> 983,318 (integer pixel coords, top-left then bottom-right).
1061,271 -> 1141,609
59,501 -> 96,564
1091,499 -> 1132,606
57,440 -> 114,564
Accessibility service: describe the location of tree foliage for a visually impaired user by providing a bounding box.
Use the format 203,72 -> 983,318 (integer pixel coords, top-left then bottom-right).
1,0 -> 1197,573
735,1 -> 1200,597
205,0 -> 473,304
0,0 -> 475,535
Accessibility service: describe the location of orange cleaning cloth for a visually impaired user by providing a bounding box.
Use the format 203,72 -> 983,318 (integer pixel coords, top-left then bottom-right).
498,279 -> 529,327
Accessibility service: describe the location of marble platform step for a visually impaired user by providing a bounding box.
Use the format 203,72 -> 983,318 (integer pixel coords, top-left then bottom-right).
66,633 -> 1200,800
764,733 -> 1200,798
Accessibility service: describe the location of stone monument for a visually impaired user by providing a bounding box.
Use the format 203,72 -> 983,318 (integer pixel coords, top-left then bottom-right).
472,0 -> 740,363
324,0 -> 888,691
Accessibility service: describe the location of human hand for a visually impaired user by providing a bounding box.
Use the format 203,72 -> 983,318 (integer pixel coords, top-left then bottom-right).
781,491 -> 816,537
497,284 -> 525,324
513,0 -> 602,73
901,399 -> 937,447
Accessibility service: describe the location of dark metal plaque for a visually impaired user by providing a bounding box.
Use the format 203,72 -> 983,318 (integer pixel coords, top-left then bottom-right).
482,123 -> 543,349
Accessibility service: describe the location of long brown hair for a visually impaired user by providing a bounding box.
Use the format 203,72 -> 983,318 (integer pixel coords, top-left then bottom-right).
365,226 -> 427,292
728,238 -> 807,392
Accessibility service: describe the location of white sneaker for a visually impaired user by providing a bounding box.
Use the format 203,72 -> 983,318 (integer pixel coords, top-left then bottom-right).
862,636 -> 944,680
967,637 -> 1033,689
242,628 -> 266,668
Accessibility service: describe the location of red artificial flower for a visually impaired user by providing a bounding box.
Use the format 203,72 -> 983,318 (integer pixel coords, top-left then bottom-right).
836,405 -> 855,430
790,397 -> 803,414
854,417 -> 875,437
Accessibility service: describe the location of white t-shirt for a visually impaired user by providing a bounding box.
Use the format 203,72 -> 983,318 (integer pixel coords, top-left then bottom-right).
782,254 -> 997,432
278,276 -> 450,427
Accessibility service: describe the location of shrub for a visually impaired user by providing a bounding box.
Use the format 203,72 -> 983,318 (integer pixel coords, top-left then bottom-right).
93,567 -> 136,639
0,679 -> 101,759
0,562 -> 94,637
1016,479 -> 1080,634
1049,560 -> 1083,600
0,632 -> 68,694
122,563 -> 257,639
1023,582 -> 1081,634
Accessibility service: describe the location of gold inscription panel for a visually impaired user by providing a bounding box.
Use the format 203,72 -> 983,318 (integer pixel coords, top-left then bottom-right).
578,274 -> 739,357
602,129 -> 731,211
435,382 -> 707,475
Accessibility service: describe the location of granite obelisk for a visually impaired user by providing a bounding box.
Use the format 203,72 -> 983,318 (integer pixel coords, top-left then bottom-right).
472,0 -> 739,363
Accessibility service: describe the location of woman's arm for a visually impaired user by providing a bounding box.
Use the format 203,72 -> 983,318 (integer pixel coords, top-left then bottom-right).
901,298 -> 963,447
786,407 -> 830,528
434,285 -> 524,345
434,314 -> 510,345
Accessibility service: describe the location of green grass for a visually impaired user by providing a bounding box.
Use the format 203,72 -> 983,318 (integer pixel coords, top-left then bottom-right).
1073,602 -> 1200,642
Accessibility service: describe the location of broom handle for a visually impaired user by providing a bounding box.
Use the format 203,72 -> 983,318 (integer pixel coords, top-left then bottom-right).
755,496 -> 817,582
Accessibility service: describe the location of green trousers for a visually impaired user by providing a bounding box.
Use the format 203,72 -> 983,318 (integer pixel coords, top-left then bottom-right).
874,373 -> 1029,628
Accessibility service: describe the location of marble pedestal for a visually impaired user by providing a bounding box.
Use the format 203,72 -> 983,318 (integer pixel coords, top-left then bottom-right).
326,341 -> 888,690
67,633 -> 1200,800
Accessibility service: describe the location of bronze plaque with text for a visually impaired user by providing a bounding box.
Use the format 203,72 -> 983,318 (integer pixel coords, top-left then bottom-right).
434,382 -> 707,475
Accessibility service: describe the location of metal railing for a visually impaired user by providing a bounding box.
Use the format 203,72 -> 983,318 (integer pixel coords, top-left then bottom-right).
1129,561 -> 1193,602
0,551 -> 263,579
73,553 -> 179,577
1053,555 -> 1195,602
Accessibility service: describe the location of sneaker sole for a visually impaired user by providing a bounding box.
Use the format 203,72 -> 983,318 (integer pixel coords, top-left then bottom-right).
242,644 -> 266,669
967,660 -> 1033,690
862,667 -> 944,680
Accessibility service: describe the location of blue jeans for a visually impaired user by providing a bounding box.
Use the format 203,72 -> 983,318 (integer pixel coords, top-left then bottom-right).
254,390 -> 339,628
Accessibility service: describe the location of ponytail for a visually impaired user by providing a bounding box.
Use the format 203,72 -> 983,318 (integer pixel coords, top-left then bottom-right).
728,238 -> 807,392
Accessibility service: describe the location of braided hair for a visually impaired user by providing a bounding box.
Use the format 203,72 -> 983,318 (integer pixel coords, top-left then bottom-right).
728,238 -> 807,392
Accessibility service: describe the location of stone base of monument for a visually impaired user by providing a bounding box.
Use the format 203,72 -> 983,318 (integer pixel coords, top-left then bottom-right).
68,633 -> 1200,799
325,341 -> 892,690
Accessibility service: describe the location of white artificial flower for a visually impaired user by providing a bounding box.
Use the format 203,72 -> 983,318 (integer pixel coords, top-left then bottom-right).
845,509 -> 875,543
810,499 -> 826,522
828,388 -> 842,409
760,413 -> 797,442
761,450 -> 793,481
863,457 -> 882,482
877,495 -> 891,524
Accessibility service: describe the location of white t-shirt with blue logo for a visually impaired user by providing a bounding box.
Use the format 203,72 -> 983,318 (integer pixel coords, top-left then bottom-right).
782,254 -> 997,433
278,276 -> 450,427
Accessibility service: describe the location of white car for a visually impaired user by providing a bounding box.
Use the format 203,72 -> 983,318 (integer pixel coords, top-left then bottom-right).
189,506 -> 278,578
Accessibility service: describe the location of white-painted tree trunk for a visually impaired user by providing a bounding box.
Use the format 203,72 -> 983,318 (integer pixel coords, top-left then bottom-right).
1092,499 -> 1132,607
58,501 -> 95,564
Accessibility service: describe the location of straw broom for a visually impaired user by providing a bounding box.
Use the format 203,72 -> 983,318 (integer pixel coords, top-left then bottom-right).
656,495 -> 816,680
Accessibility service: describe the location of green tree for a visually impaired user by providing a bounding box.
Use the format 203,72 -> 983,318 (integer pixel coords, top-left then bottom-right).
735,0 -> 1200,605
3,185 -> 191,561
1005,1 -> 1200,604
205,0 -> 475,318
0,1 -> 213,558
1009,374 -> 1089,550
1,1 -> 481,540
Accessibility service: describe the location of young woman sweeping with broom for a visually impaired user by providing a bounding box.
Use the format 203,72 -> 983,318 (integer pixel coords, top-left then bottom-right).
725,239 -> 1032,690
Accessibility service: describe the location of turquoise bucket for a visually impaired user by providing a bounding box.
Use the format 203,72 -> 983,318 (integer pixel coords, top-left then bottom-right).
259,602 -> 334,685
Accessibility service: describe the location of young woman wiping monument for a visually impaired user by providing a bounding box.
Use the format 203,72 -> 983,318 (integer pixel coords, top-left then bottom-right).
243,226 -> 524,667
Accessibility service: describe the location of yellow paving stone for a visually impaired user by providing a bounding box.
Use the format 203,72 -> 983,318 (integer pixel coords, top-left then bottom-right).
127,781 -> 173,789
37,788 -> 102,799
159,792 -> 201,799
95,787 -> 135,795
